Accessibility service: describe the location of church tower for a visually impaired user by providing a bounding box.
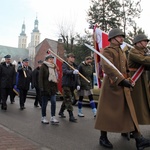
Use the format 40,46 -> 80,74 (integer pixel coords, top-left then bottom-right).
31,16 -> 40,47
28,16 -> 41,68
18,21 -> 27,48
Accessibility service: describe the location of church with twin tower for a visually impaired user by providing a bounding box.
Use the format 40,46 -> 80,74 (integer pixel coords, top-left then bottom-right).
18,17 -> 40,64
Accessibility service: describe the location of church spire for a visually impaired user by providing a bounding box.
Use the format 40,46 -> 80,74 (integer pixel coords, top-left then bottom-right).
32,15 -> 39,32
20,20 -> 26,36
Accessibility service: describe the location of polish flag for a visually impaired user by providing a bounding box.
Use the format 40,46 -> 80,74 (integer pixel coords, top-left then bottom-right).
93,25 -> 129,88
93,25 -> 109,88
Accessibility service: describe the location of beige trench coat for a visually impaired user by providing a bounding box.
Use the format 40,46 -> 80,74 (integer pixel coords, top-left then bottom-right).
128,46 -> 150,124
95,44 -> 140,133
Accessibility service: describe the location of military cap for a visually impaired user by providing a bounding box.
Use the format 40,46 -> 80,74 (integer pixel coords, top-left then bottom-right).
108,28 -> 125,41
38,60 -> 43,64
85,56 -> 92,60
23,58 -> 29,62
133,34 -> 150,45
67,53 -> 75,58
45,54 -> 54,60
4,55 -> 11,59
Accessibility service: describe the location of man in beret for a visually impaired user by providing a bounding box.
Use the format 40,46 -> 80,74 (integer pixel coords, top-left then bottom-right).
0,55 -> 16,110
32,60 -> 43,107
17,58 -> 32,110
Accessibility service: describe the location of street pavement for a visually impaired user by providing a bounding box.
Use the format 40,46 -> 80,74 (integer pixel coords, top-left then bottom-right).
0,96 -> 150,150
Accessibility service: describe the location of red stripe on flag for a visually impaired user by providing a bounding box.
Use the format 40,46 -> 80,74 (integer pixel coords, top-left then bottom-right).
56,59 -> 63,94
131,66 -> 144,82
93,25 -> 109,88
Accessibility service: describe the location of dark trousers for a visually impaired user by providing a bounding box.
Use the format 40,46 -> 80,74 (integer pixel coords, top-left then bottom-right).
19,89 -> 28,107
34,87 -> 42,106
41,95 -> 56,117
1,88 -> 13,105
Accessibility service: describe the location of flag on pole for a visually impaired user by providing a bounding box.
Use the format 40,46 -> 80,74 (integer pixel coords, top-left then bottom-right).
93,24 -> 109,88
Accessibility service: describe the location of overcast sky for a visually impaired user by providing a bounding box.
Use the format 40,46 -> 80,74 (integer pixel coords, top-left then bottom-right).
0,0 -> 90,47
0,0 -> 149,48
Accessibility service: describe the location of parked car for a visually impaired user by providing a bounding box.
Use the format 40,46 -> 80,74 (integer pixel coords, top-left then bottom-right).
27,84 -> 63,101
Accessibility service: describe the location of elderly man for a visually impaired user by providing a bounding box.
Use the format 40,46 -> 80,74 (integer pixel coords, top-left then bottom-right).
17,58 -> 32,110
0,55 -> 16,110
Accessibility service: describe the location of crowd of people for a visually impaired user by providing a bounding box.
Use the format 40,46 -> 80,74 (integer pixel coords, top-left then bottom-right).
0,27 -> 150,150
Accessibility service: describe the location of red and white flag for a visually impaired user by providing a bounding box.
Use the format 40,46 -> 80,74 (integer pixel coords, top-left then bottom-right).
93,25 -> 143,87
93,25 -> 109,88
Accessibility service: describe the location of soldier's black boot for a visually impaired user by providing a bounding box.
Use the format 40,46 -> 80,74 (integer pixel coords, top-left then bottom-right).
68,110 -> 77,122
135,135 -> 150,150
100,136 -> 113,149
1,103 -> 7,110
58,107 -> 66,118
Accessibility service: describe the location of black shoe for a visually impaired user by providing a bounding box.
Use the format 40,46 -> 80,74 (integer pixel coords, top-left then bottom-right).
136,136 -> 150,150
1,104 -> 7,110
121,132 -> 134,140
69,116 -> 77,122
58,112 -> 66,118
34,105 -> 39,107
100,136 -> 113,149
68,110 -> 77,122
20,106 -> 26,110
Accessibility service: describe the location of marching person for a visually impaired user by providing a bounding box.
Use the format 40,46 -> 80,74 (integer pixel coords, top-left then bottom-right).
77,56 -> 97,117
94,28 -> 150,150
32,60 -> 43,107
128,34 -> 150,125
39,54 -> 59,124
0,55 -> 16,110
17,58 -> 32,110
58,53 -> 79,122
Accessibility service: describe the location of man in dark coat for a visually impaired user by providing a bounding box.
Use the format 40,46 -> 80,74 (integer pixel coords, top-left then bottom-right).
0,55 -> 16,110
58,53 -> 79,122
17,58 -> 32,110
32,60 -> 43,107
95,28 -> 150,150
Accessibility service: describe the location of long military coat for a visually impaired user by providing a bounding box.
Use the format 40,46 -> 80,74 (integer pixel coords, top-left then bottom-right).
128,46 -> 150,124
95,43 -> 139,133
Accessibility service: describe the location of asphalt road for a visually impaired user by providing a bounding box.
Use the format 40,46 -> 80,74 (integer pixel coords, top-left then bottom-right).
0,96 -> 150,150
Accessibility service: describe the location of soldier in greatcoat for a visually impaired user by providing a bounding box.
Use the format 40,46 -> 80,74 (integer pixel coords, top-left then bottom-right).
128,34 -> 150,125
0,55 -> 16,110
94,28 -> 150,150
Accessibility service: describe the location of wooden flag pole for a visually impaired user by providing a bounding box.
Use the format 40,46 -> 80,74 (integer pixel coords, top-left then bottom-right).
47,49 -> 90,83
